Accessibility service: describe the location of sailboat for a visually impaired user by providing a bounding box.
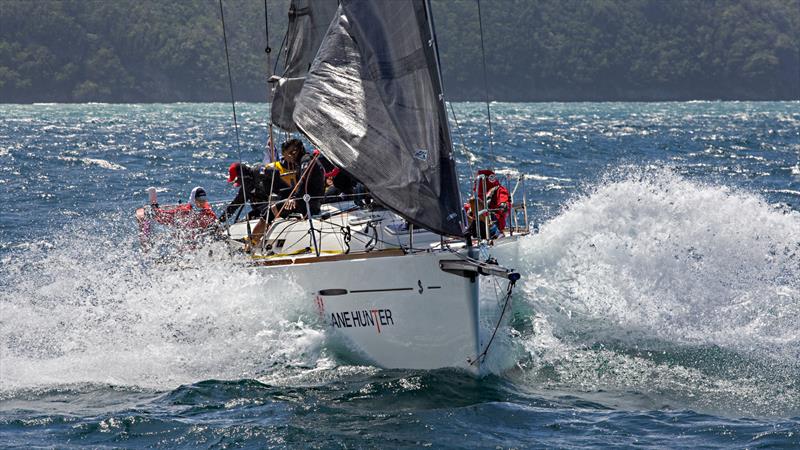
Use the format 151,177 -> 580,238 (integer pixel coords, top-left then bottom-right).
146,0 -> 524,374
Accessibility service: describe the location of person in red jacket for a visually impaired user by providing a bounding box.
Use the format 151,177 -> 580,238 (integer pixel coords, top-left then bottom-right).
152,186 -> 217,229
464,169 -> 510,239
136,186 -> 219,252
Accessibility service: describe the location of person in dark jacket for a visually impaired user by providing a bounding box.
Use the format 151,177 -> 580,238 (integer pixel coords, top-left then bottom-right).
280,139 -> 325,217
219,162 -> 289,222
323,168 -> 343,201
317,155 -> 372,206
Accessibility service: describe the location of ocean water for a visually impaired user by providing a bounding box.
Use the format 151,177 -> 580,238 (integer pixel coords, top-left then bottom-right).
1,102 -> 799,448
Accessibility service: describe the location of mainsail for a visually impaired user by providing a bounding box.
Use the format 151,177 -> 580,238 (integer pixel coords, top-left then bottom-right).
270,0 -> 339,132
293,0 -> 464,237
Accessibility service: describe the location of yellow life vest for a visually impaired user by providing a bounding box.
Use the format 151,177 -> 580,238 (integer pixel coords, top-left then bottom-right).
267,161 -> 297,186
266,161 -> 288,174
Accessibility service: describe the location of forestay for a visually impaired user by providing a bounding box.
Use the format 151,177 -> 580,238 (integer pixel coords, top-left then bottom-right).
293,0 -> 464,237
271,0 -> 339,132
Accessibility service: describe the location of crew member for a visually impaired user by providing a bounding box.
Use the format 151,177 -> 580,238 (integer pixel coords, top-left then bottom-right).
219,162 -> 289,222
323,168 -> 342,200
279,139 -> 325,217
138,186 -> 220,249
264,138 -> 297,186
152,186 -> 217,229
318,156 -> 369,205
465,169 -> 510,239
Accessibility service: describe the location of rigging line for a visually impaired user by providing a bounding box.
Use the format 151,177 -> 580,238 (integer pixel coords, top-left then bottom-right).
273,32 -> 288,78
263,0 -> 272,63
469,277 -> 516,366
448,101 -> 475,178
219,0 -> 243,166
256,152 -> 321,247
219,0 -> 252,240
264,0 -> 276,163
254,164 -> 279,252
476,0 -> 495,168
325,216 -> 347,252
425,0 -> 469,238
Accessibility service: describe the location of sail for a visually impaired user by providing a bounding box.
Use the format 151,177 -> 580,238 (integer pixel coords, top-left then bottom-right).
293,0 -> 464,237
270,0 -> 339,132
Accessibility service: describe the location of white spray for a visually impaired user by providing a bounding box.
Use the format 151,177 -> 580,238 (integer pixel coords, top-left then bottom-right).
0,217 -> 325,392
514,167 -> 800,416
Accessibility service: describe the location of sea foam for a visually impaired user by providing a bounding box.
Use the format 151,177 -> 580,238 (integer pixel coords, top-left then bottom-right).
514,167 -> 800,416
0,217 -> 323,392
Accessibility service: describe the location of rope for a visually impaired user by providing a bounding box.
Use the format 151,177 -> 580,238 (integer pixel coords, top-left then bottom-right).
264,0 -> 276,163
303,154 -> 320,198
448,101 -> 475,179
263,0 -> 272,59
469,277 -> 516,366
476,0 -> 495,168
273,28 -> 288,76
439,245 -> 523,367
219,0 -> 251,240
249,152 -> 321,249
211,192 -> 367,212
274,152 -> 320,218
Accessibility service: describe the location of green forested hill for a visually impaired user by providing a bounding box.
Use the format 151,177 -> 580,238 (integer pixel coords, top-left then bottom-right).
0,0 -> 797,103
437,0 -> 800,100
0,0 -> 269,102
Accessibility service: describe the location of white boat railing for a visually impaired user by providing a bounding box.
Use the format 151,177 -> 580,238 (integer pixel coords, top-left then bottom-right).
139,171 -> 531,262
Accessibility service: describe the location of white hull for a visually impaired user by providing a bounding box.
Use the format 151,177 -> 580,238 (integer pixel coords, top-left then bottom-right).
221,202 -> 524,374
254,250 -> 483,374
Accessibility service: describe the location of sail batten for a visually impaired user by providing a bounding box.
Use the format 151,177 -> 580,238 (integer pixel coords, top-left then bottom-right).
293,0 -> 464,237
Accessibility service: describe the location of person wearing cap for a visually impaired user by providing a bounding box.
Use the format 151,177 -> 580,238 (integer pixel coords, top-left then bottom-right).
320,164 -> 370,206
219,162 -> 288,223
152,186 -> 218,230
323,168 -> 342,201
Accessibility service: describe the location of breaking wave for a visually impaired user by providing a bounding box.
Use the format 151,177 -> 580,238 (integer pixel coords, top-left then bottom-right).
514,167 -> 800,417
0,215 -> 324,393
57,155 -> 127,171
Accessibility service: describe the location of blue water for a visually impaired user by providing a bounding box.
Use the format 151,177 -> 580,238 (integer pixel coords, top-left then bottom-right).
1,102 -> 799,448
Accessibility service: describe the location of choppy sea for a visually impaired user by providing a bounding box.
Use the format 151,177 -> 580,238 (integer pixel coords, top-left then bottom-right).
1,102 -> 799,448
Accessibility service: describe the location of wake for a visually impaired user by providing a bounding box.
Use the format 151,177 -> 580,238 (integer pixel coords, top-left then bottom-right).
514,167 -> 800,416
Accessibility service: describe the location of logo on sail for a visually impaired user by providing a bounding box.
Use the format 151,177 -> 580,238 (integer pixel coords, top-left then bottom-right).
413,149 -> 429,161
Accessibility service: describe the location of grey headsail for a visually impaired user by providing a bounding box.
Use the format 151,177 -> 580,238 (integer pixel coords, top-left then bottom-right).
270,0 -> 339,132
293,0 -> 464,237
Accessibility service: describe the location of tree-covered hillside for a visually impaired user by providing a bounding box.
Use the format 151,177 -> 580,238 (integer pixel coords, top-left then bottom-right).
436,0 -> 800,100
0,0 -> 274,102
0,0 -> 797,102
